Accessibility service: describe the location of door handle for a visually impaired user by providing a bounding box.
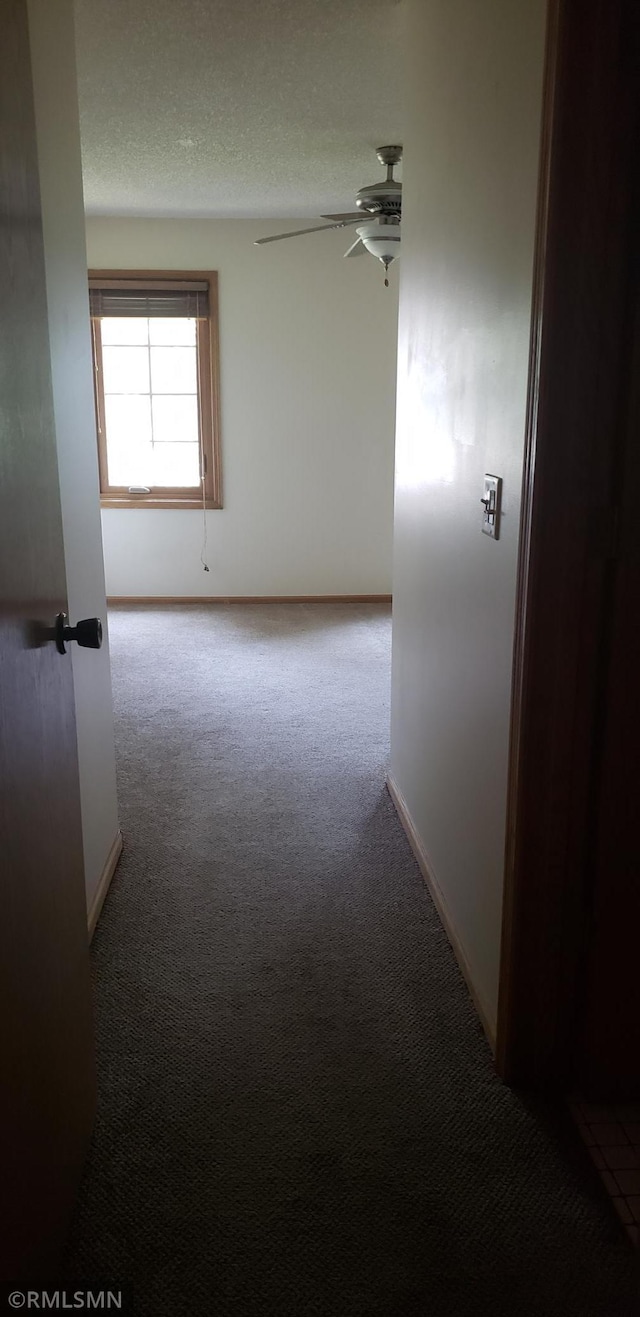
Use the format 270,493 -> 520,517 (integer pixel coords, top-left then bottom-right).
55,612 -> 103,655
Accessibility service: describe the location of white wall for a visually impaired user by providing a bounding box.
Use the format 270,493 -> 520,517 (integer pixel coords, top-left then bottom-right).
85,218 -> 398,597
28,0 -> 120,912
390,0 -> 547,1035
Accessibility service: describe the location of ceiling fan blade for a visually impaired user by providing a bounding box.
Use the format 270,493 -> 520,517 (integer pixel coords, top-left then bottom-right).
321,212 -> 364,222
344,238 -> 366,258
254,218 -> 362,246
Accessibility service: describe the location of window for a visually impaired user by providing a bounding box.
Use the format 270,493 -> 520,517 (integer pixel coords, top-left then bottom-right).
89,271 -> 221,508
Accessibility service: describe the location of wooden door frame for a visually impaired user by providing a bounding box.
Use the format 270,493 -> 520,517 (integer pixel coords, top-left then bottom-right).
496,0 -> 640,1087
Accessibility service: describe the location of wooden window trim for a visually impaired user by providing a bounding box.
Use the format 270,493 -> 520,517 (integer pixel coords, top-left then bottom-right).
89,269 -> 222,510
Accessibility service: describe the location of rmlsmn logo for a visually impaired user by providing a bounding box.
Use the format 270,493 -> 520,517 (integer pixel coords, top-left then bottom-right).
7,1294 -> 123,1310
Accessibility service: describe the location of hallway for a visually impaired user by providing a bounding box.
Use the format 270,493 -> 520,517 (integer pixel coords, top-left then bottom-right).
64,605 -> 636,1315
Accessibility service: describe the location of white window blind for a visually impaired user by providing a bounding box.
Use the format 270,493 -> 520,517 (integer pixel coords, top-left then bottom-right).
89,279 -> 209,320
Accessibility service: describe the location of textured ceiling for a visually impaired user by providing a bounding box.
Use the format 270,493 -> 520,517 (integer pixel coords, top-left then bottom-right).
74,0 -> 405,219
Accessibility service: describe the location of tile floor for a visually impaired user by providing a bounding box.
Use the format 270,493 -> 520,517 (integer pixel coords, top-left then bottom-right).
569,1101 -> 640,1248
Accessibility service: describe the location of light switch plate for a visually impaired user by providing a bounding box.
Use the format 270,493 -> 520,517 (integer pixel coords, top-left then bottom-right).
481,474 -> 502,539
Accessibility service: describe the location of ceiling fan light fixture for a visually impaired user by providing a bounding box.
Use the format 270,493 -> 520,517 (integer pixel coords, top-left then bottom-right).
356,218 -> 401,269
254,145 -> 402,276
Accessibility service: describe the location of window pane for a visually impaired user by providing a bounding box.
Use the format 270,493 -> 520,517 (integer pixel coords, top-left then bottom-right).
107,439 -> 154,487
151,394 -> 199,443
100,317 -> 149,346
149,318 -> 196,346
151,442 -> 200,487
104,394 -> 152,446
103,345 -> 150,394
104,396 -> 153,485
150,346 -> 197,394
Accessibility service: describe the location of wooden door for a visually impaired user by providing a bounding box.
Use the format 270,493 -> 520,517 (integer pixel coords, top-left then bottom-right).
577,272 -> 640,1097
496,0 -> 640,1089
0,0 -> 96,1280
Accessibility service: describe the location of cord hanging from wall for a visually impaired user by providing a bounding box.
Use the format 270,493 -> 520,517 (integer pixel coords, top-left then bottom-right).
200,499 -> 209,573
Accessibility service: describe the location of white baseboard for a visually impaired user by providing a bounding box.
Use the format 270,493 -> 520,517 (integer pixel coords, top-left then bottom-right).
87,830 -> 123,941
386,774 -> 497,1051
107,595 -> 392,605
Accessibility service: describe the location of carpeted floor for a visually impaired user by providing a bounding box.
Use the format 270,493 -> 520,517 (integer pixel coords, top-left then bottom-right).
64,604 -> 637,1316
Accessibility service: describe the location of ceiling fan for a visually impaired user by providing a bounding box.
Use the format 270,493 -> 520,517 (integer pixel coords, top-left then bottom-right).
254,145 -> 402,283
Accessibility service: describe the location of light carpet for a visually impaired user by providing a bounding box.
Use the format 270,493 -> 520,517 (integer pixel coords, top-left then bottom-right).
64,604 -> 637,1316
